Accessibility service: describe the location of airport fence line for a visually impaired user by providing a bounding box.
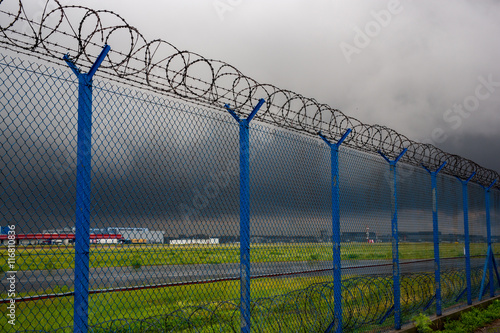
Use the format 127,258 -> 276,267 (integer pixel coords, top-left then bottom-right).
1,52 -> 500,333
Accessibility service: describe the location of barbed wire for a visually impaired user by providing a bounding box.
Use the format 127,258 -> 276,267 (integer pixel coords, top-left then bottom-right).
17,268 -> 486,332
0,0 -> 498,186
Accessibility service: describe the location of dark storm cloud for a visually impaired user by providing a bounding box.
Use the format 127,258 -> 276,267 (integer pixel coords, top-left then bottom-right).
439,132 -> 500,175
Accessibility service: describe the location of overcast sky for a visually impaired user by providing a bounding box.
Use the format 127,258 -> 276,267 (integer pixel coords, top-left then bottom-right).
60,0 -> 500,172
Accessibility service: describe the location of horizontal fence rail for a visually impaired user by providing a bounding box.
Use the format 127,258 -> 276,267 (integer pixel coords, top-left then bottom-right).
0,1 -> 500,333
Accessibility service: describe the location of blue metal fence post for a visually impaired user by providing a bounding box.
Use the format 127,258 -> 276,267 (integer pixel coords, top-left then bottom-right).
486,181 -> 496,298
64,45 -> 110,333
378,148 -> 407,330
319,129 -> 351,333
478,180 -> 499,300
455,173 -> 475,305
422,162 -> 447,316
224,98 -> 265,333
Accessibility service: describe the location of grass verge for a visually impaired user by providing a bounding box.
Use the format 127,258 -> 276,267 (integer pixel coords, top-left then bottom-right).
440,299 -> 500,333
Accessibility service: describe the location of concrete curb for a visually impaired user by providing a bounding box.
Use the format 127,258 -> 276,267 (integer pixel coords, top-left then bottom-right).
388,295 -> 500,332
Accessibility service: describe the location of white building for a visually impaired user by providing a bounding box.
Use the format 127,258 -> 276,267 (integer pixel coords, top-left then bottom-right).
169,238 -> 219,245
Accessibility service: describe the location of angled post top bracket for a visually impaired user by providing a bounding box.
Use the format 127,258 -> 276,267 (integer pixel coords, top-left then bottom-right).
455,172 -> 476,185
378,148 -> 407,166
422,162 -> 447,176
318,128 -> 351,148
64,45 -> 111,80
225,98 -> 265,125
480,179 -> 497,192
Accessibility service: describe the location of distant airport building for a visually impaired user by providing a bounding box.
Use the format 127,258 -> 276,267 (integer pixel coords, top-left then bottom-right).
0,232 -> 122,245
93,227 -> 165,244
169,238 -> 219,245
1,226 -> 493,246
0,226 -> 165,245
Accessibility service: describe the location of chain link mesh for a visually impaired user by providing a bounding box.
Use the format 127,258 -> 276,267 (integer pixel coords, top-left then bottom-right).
1,54 -> 499,332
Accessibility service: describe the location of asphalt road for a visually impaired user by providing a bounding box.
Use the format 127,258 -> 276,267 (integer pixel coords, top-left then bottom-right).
1,258 -> 487,295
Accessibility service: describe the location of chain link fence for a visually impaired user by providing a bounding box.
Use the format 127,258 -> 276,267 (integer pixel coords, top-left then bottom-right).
1,52 -> 500,332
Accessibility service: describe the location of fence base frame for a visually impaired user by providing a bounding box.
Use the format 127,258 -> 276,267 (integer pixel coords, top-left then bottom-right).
380,305 -> 395,325
424,295 -> 436,311
455,288 -> 467,303
478,246 -> 500,301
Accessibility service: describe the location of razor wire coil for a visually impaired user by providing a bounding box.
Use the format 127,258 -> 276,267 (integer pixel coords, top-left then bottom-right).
13,268 -> 485,333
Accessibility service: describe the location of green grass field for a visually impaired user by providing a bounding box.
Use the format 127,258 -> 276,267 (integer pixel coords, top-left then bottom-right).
1,275 -> 337,331
0,242 -> 496,332
0,242 -> 492,272
0,268 -> 488,332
